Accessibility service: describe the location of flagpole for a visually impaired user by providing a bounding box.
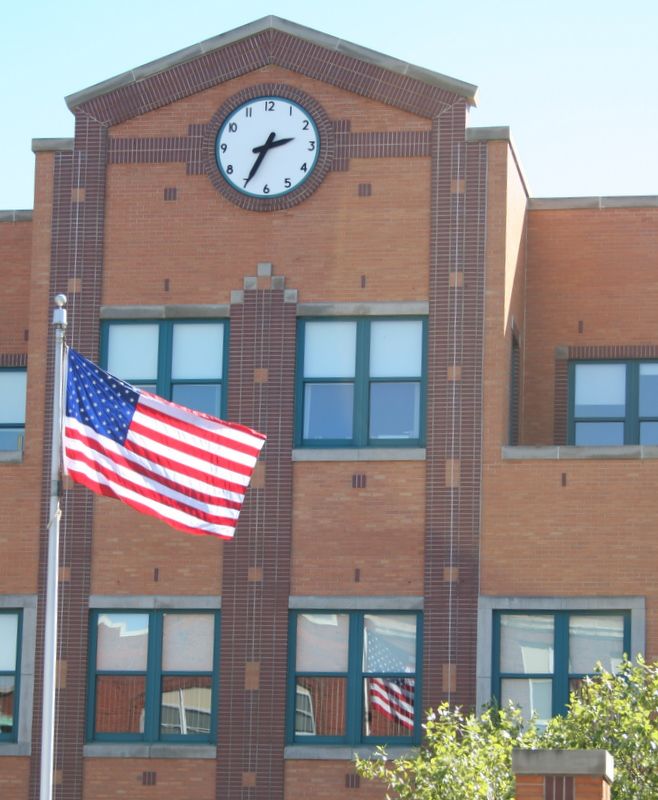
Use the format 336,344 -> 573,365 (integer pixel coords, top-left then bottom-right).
40,294 -> 67,800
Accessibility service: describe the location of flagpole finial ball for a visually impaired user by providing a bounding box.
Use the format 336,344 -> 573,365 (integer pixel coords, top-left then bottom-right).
54,294 -> 67,308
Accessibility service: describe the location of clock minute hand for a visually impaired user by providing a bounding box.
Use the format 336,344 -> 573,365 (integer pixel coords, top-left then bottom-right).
244,133 -> 296,187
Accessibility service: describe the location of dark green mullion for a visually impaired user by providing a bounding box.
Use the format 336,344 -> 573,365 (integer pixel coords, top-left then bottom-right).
553,612 -> 569,715
211,611 -> 220,742
144,611 -> 163,740
286,611 -> 299,742
413,611 -> 423,742
221,320 -> 229,419
419,318 -> 428,447
86,611 -> 100,742
158,323 -> 173,400
347,612 -> 364,744
354,321 -> 370,447
625,362 -> 638,444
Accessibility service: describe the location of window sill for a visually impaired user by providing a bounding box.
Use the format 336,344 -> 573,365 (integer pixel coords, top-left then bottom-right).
0,742 -> 30,756
83,743 -> 216,759
292,448 -> 426,462
502,445 -> 658,461
0,449 -> 23,464
284,744 -> 418,760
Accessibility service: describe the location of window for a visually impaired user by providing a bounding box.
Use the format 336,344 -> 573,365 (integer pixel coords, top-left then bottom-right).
570,361 -> 658,445
87,610 -> 219,742
492,611 -> 629,725
296,318 -> 426,447
102,321 -> 227,417
288,611 -> 421,745
0,370 -> 27,451
0,611 -> 21,741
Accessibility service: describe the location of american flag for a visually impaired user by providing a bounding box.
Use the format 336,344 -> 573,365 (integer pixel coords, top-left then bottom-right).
62,348 -> 266,539
365,626 -> 415,731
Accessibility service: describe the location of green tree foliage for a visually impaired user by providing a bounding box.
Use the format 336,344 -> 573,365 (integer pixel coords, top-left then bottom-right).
356,659 -> 658,800
355,704 -> 539,800
541,657 -> 658,800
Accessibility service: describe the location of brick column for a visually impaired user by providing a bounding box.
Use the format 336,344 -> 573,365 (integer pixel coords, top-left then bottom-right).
512,750 -> 614,800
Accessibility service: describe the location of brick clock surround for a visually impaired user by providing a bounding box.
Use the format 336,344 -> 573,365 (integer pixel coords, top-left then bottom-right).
24,17 -> 485,800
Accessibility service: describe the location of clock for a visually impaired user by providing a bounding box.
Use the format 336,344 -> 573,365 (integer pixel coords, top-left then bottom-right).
216,96 -> 321,199
204,85 -> 332,211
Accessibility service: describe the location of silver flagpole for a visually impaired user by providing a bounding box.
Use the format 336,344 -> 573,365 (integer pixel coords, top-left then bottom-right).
40,294 -> 68,800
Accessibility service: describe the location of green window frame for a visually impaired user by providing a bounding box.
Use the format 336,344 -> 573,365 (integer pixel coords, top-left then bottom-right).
287,611 -> 422,746
569,360 -> 658,445
0,610 -> 21,742
492,610 -> 630,725
295,318 -> 427,447
87,609 -> 219,743
101,320 -> 229,418
0,369 -> 27,452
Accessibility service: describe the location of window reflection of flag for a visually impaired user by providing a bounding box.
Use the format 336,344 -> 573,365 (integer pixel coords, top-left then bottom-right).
365,623 -> 415,730
369,677 -> 415,729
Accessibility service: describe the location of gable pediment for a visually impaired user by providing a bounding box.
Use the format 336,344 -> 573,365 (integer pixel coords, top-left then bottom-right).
65,16 -> 477,126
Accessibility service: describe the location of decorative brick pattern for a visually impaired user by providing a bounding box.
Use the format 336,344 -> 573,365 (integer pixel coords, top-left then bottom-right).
29,116 -> 108,800
217,280 -> 296,800
423,105 -> 488,710
0,353 -> 27,366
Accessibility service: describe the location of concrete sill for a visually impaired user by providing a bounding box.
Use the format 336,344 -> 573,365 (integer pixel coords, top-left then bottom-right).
0,450 -> 23,464
284,745 -> 418,760
292,448 -> 426,462
83,743 -> 216,759
502,445 -> 658,461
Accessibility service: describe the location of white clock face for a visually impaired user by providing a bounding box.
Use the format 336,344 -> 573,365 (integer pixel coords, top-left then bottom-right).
215,96 -> 321,199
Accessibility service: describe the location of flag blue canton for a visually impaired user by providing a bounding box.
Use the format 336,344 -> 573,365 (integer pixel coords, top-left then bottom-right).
66,349 -> 139,445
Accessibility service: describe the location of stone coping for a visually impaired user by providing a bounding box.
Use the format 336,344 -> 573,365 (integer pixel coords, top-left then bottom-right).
31,138 -> 74,152
0,210 -> 32,222
529,196 -> 658,209
65,16 -> 478,111
502,445 -> 658,460
512,750 -> 614,782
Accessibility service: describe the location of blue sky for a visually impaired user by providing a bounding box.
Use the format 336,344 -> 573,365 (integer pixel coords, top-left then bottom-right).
1,0 -> 656,209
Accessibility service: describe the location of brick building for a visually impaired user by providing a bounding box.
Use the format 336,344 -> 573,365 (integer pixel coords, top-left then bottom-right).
0,15 -> 655,800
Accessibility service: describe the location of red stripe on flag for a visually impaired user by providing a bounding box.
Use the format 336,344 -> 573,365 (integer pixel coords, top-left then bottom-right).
64,466 -> 237,539
64,439 -> 240,526
65,424 -> 246,505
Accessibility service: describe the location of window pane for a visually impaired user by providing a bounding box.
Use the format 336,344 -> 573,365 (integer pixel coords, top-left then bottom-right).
303,384 -> 353,440
574,422 -> 624,446
162,614 -> 214,671
107,324 -> 159,380
500,678 -> 552,727
640,421 -> 658,444
295,677 -> 346,736
640,363 -> 658,417
304,322 -> 356,378
500,614 -> 554,674
369,382 -> 420,439
365,677 -> 415,737
569,615 -> 625,674
96,613 -> 149,670
172,384 -> 221,417
0,676 -> 15,735
296,614 -> 349,672
0,429 -> 24,450
95,675 -> 146,733
172,323 -> 224,380
0,372 -> 27,423
0,615 -> 18,670
160,676 -> 212,735
574,364 -> 625,417
370,320 -> 422,378
363,615 -> 417,673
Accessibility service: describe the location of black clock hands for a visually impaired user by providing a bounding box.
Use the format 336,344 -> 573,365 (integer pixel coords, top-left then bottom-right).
244,132 -> 294,187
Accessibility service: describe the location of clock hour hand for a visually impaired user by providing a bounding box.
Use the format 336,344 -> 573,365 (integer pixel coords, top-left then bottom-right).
244,132 -> 295,187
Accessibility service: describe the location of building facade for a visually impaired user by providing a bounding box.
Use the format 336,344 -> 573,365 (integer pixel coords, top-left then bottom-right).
0,16 -> 656,800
